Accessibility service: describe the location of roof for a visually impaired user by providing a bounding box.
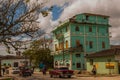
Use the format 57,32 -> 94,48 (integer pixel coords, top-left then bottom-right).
0,55 -> 27,60
52,20 -> 69,32
86,48 -> 120,58
52,13 -> 110,33
111,45 -> 120,49
82,13 -> 110,18
69,20 -> 111,27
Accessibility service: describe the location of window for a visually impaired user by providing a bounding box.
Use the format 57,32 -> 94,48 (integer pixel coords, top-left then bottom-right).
58,42 -> 64,50
55,61 -> 58,66
106,28 -> 108,33
89,26 -> 92,32
14,62 -> 18,67
76,63 -> 81,68
75,26 -> 79,31
59,43 -> 61,50
90,59 -> 93,65
8,64 -> 11,67
104,17 -> 106,19
102,42 -> 105,48
3,63 -> 6,66
66,26 -> 68,32
76,54 -> 81,57
55,44 -> 57,51
61,42 -> 64,49
76,40 -> 80,47
66,40 -> 68,49
89,41 -> 93,48
83,64 -> 85,69
67,63 -> 70,67
86,15 -> 89,20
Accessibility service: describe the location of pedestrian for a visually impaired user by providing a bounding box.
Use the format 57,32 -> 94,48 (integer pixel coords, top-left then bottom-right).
42,65 -> 47,75
32,66 -> 35,74
92,65 -> 97,75
2,67 -> 5,75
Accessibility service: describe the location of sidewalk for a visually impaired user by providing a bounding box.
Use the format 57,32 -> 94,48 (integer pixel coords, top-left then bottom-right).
0,76 -> 14,80
76,73 -> 120,77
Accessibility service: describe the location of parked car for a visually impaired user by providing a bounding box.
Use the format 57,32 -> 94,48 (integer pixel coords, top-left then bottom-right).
19,67 -> 32,77
6,67 -> 20,74
12,67 -> 20,74
49,66 -> 74,78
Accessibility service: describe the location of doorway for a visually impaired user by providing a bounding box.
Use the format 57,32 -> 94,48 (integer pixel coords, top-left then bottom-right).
118,63 -> 120,74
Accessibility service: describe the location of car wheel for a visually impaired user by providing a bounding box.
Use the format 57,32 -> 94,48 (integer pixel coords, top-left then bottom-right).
68,75 -> 71,78
29,73 -> 31,76
59,75 -> 62,78
50,75 -> 53,78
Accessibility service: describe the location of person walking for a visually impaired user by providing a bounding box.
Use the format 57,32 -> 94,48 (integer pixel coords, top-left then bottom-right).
42,65 -> 47,75
2,66 -> 5,75
92,65 -> 97,75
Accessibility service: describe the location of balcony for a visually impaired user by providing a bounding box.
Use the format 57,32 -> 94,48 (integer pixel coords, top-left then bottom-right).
63,45 -> 84,53
55,34 -> 64,40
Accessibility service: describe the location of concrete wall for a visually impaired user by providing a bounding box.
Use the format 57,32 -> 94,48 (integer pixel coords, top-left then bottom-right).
1,59 -> 30,67
86,56 -> 119,74
52,13 -> 110,70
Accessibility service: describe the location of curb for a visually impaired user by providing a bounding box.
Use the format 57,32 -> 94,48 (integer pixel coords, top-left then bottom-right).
76,74 -> 120,77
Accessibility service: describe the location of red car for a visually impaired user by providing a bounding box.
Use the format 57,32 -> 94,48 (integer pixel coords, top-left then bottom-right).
19,67 -> 33,77
49,67 -> 74,78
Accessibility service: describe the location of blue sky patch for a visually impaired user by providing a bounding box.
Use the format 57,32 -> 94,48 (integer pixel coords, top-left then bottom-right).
51,2 -> 69,21
51,5 -> 64,21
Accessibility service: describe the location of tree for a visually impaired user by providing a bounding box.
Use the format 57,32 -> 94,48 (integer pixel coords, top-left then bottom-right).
0,0 -> 49,53
0,0 -> 50,76
23,39 -> 53,68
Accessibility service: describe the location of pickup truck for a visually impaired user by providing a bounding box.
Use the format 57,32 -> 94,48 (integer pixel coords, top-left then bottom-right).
49,67 -> 74,78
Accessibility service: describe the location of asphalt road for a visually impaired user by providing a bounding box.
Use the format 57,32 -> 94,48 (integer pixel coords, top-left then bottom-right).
13,72 -> 78,80
6,72 -> 120,80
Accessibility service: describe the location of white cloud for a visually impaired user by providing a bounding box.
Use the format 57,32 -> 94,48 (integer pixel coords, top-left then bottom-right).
34,0 -> 120,44
45,0 -> 73,7
37,12 -> 59,33
58,0 -> 120,44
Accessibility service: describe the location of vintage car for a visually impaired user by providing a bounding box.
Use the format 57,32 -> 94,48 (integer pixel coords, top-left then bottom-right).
19,67 -> 33,77
11,67 -> 20,74
49,67 -> 74,78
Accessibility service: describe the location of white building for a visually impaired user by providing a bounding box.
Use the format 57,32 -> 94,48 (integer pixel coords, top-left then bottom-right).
0,55 -> 30,67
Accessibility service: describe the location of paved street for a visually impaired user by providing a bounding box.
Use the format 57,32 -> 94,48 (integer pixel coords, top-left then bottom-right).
5,72 -> 120,80
11,72 -> 78,80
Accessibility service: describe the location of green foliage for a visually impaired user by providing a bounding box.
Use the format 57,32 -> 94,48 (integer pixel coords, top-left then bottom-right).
23,39 -> 53,68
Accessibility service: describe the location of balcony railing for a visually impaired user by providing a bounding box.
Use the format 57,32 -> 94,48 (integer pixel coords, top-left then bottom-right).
56,34 -> 64,40
55,45 -> 84,53
66,46 -> 84,53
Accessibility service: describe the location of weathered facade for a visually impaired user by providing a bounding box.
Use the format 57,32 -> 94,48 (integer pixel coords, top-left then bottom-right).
86,48 -> 120,74
52,13 -> 110,70
0,55 -> 30,67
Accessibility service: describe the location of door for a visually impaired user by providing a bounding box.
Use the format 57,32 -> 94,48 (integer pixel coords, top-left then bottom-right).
118,63 -> 120,74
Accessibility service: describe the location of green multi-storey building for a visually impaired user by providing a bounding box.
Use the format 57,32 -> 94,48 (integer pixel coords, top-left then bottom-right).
52,13 -> 111,70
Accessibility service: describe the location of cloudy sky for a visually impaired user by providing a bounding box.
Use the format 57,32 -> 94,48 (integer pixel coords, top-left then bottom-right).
37,0 -> 120,45
1,0 -> 120,55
